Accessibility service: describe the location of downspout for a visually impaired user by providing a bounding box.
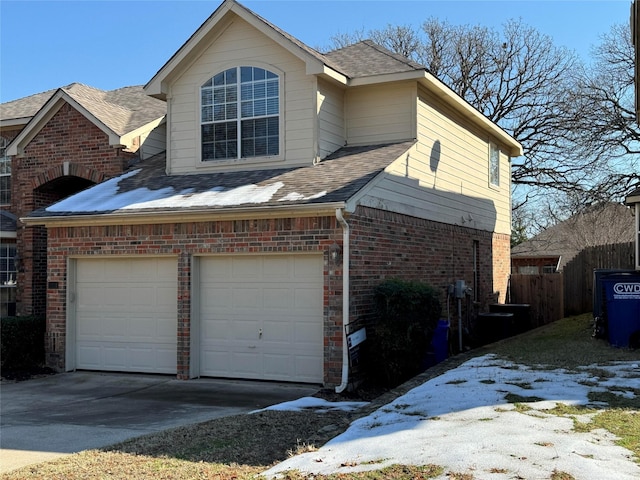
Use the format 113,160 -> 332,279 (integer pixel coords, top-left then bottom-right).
335,207 -> 350,393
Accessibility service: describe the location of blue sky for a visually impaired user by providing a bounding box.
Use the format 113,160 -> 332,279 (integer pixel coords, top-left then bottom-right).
0,0 -> 629,103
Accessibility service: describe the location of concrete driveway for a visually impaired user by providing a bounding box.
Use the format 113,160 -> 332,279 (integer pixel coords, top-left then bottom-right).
0,371 -> 319,473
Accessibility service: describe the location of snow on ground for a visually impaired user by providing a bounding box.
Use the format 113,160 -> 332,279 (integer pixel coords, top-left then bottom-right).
263,354 -> 640,480
251,397 -> 369,414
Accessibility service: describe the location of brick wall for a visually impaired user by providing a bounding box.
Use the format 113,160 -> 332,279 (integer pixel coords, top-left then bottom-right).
44,206 -> 511,386
46,216 -> 344,384
348,206 -> 510,331
12,103 -> 135,316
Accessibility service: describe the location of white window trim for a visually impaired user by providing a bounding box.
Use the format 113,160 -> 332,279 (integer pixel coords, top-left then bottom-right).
195,63 -> 285,170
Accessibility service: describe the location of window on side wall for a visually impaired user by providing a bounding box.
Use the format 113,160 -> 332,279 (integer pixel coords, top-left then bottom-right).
0,137 -> 10,206
489,142 -> 500,187
0,243 -> 16,286
201,66 -> 280,161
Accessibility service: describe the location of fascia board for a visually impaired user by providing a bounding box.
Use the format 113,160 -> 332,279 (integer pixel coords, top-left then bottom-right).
20,202 -> 346,228
625,192 -> 640,205
419,73 -> 523,157
144,2 -> 235,99
233,6 -> 325,74
0,117 -> 31,129
6,93 -> 66,156
145,1 -> 331,99
7,91 -> 122,156
319,67 -> 348,85
348,70 -> 425,87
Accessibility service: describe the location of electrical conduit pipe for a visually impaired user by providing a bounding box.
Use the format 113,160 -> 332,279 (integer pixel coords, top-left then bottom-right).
335,207 -> 350,393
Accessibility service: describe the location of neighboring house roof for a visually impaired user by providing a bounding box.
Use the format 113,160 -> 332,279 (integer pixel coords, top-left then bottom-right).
0,210 -> 17,237
23,141 -> 415,223
145,0 -> 522,157
512,203 -> 636,270
0,88 -> 58,127
4,83 -> 166,156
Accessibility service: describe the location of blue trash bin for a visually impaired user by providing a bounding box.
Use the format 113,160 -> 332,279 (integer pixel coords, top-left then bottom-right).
422,319 -> 450,369
432,319 -> 450,363
602,273 -> 640,348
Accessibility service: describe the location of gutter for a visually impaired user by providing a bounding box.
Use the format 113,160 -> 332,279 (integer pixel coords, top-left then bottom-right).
20,202 -> 347,227
334,207 -> 350,393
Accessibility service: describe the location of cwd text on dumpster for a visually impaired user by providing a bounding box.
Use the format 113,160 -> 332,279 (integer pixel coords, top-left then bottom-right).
613,282 -> 640,299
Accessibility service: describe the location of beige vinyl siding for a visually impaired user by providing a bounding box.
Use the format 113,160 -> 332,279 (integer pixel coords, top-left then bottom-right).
139,122 -> 166,160
166,16 -> 316,174
359,85 -> 512,235
317,79 -> 345,159
345,82 -> 416,146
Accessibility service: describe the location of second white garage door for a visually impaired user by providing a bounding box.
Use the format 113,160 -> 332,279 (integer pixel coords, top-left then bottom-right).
74,257 -> 178,374
199,255 -> 324,383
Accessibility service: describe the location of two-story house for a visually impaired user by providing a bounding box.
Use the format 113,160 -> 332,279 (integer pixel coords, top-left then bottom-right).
22,0 -> 522,389
0,83 -> 166,318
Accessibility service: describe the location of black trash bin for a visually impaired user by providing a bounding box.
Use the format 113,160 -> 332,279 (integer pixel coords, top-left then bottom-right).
601,272 -> 640,348
476,312 -> 514,345
489,303 -> 531,334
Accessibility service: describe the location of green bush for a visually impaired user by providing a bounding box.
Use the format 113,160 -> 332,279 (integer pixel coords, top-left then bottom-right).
1,316 -> 46,370
367,279 -> 442,388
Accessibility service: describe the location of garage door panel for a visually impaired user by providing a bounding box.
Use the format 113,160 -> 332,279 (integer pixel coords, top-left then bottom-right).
294,287 -> 323,308
202,319 -> 231,340
75,258 -> 177,374
232,257 -> 262,277
232,287 -> 261,308
294,257 -> 320,277
263,257 -> 290,277
231,351 -> 261,374
200,255 -> 323,382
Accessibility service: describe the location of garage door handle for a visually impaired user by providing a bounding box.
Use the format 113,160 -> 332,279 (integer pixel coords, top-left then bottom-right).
259,328 -> 263,339
248,345 -> 257,349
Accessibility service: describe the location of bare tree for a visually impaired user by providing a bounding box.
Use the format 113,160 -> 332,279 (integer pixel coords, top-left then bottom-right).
559,23 -> 640,203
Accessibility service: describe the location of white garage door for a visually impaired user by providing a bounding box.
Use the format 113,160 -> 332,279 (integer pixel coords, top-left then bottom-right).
74,257 -> 177,374
199,255 -> 324,383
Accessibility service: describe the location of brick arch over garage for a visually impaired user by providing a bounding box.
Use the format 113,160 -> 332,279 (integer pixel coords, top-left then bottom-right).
17,165 -> 105,317
31,163 -> 106,191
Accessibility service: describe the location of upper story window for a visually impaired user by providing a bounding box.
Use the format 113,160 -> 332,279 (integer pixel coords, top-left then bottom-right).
0,137 -> 10,206
201,66 -> 280,161
489,142 -> 500,187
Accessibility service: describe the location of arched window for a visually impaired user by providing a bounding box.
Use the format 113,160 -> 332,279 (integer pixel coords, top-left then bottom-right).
201,66 -> 279,161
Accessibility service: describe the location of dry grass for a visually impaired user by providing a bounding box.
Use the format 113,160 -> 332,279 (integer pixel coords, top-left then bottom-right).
4,313 -> 639,480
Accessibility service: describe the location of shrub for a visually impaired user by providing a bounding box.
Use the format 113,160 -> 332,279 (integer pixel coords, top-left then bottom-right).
1,316 -> 46,370
366,279 -> 442,388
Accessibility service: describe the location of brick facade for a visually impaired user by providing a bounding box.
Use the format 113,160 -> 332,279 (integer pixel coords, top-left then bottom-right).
349,206 -> 510,325
44,206 -> 511,386
12,103 -> 135,316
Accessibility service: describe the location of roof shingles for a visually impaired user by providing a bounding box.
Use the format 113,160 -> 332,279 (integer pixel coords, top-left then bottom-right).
29,141 -> 415,218
1,84 -> 166,135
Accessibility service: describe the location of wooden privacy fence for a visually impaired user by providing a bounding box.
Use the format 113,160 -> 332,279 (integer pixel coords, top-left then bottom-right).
563,242 -> 635,315
509,274 -> 564,327
509,242 -> 635,325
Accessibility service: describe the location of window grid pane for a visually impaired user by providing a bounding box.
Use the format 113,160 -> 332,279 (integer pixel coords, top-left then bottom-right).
0,243 -> 16,285
201,66 -> 279,161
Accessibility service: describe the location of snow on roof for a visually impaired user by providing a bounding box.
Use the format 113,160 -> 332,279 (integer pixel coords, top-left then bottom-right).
31,141 -> 415,219
46,169 -> 291,212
